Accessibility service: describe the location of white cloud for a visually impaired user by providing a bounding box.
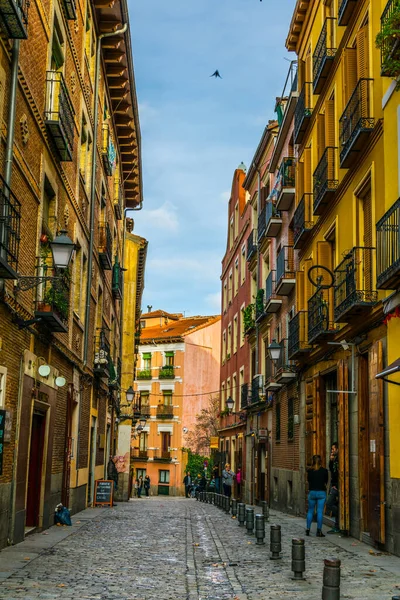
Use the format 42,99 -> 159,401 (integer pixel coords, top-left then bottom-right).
140,201 -> 179,232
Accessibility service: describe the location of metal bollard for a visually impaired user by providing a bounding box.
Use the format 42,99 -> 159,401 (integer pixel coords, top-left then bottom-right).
246,507 -> 254,535
261,500 -> 269,522
196,490 -> 199,501
270,525 -> 282,560
255,514 -> 265,545
231,498 -> 237,517
225,496 -> 231,514
291,538 -> 305,580
237,503 -> 246,526
322,558 -> 341,600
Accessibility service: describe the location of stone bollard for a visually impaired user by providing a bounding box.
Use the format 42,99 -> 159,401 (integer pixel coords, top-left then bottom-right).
291,538 -> 305,580
237,503 -> 246,526
246,507 -> 254,535
270,525 -> 282,560
255,514 -> 265,545
231,498 -> 238,517
261,500 -> 269,522
322,558 -> 341,600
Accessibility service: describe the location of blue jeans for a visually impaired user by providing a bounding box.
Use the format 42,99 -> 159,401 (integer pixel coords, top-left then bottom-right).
306,490 -> 326,530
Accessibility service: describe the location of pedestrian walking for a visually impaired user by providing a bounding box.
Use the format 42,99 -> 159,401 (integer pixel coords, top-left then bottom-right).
134,478 -> 139,498
222,463 -> 235,498
144,475 -> 151,497
212,465 -> 220,493
236,467 -> 242,499
183,471 -> 192,498
306,454 -> 328,537
326,442 -> 340,533
137,475 -> 143,498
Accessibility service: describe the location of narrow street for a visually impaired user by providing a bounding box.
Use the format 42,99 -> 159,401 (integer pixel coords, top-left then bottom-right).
1,498 -> 400,600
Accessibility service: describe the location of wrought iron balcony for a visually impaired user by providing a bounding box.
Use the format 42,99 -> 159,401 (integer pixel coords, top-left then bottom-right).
334,247 -> 377,322
276,246 -> 296,296
339,79 -> 374,168
159,365 -> 175,379
313,18 -> 337,94
140,404 -> 151,418
308,288 -> 338,344
338,0 -> 358,26
44,71 -> 75,162
131,449 -> 149,461
255,288 -> 266,323
61,0 -> 76,20
380,0 -> 400,77
293,194 -> 315,249
102,124 -> 115,177
265,201 -> 282,237
275,340 -> 296,384
99,222 -> 112,270
0,177 -> 21,279
156,404 -> 174,419
250,375 -> 262,405
112,258 -> 123,300
376,198 -> 400,289
313,147 -> 338,215
240,383 -> 249,409
265,357 -> 282,392
265,270 -> 282,313
294,82 -> 313,144
34,267 -> 70,333
137,370 -> 152,380
258,204 -> 267,241
114,178 -> 123,220
94,329 -> 110,378
276,157 -> 296,211
0,0 -> 28,39
288,311 -> 311,359
247,229 -> 257,261
153,450 -> 172,462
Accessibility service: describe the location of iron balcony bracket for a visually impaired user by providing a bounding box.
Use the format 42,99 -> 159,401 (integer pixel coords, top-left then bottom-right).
14,275 -> 62,292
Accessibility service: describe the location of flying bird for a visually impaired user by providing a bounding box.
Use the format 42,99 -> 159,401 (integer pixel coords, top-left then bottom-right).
210,70 -> 222,79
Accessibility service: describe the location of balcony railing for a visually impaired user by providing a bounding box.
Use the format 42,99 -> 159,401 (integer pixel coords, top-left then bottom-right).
240,383 -> 249,409
338,0 -> 358,26
247,230 -> 257,261
131,449 -> 149,460
288,311 -> 311,359
308,289 -> 338,344
114,177 -> 123,220
265,201 -> 282,237
313,147 -> 338,215
293,194 -> 315,249
380,0 -> 400,77
112,258 -> 123,300
44,71 -> 75,162
94,329 -> 110,378
153,451 -> 172,462
276,246 -> 296,296
313,18 -> 337,94
250,376 -> 262,404
265,270 -> 282,313
156,404 -> 174,419
294,82 -> 313,144
137,370 -> 152,380
276,157 -> 296,211
339,79 -> 374,168
0,177 -> 21,279
159,365 -> 175,379
140,404 -> 151,418
265,357 -> 282,392
376,197 -> 400,289
258,204 -> 268,241
275,340 -> 296,384
98,222 -> 112,271
334,247 -> 377,322
0,0 -> 28,38
34,268 -> 70,333
102,124 -> 115,177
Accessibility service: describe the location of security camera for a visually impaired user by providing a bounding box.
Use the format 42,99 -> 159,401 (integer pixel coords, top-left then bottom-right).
340,339 -> 349,351
183,427 -> 188,434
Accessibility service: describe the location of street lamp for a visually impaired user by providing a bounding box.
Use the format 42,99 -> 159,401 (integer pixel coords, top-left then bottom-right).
126,386 -> 135,403
49,230 -> 75,270
226,396 -> 234,414
139,416 -> 147,428
268,339 -> 282,363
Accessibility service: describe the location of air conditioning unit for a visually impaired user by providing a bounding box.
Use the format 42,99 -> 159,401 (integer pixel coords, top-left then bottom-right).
253,374 -> 264,390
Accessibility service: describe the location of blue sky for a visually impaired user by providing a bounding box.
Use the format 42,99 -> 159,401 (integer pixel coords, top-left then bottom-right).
129,0 -> 297,317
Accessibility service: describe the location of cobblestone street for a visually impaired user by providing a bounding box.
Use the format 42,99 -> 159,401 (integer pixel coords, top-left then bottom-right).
1,498 -> 400,599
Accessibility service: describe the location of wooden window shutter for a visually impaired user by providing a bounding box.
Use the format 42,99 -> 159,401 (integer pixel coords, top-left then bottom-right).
342,48 -> 357,107
363,188 -> 372,247
304,257 -> 313,307
303,147 -> 312,194
356,25 -> 370,80
317,113 -> 325,162
296,270 -> 305,311
337,359 -> 349,532
305,380 -> 314,468
325,99 -> 336,147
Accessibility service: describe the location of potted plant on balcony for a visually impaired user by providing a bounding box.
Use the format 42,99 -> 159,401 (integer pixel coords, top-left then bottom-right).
159,365 -> 175,379
37,284 -> 69,321
137,369 -> 152,379
376,4 -> 400,86
243,303 -> 255,334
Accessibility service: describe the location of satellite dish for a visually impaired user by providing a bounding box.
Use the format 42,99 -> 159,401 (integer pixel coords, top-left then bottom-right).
55,376 -> 66,387
38,364 -> 51,377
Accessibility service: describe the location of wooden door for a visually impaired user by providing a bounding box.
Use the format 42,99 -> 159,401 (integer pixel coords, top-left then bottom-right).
358,353 -> 370,533
338,360 -> 350,532
368,341 -> 385,543
26,413 -> 45,527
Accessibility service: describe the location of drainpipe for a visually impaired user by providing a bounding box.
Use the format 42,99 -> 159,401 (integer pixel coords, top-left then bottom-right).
83,23 -> 128,366
255,167 -> 261,376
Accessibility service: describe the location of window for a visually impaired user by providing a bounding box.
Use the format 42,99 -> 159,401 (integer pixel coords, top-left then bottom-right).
240,304 -> 245,347
96,286 -> 103,331
51,16 -> 65,71
232,373 -> 237,408
159,470 -> 170,483
221,382 -> 225,408
143,353 -> 151,370
227,377 -> 231,401
223,280 -> 227,312
234,202 -> 239,238
233,315 -> 238,354
0,367 -> 6,408
80,114 -> 92,189
42,177 -> 55,237
276,402 -> 281,442
140,320 -> 146,329
165,351 -> 174,366
139,433 -> 148,451
229,216 -> 234,249
139,391 -> 149,408
234,258 -> 239,296
85,6 -> 96,80
288,397 -> 294,441
241,244 -> 246,284
137,468 -> 146,479
227,324 -> 232,358
73,248 -> 87,320
222,330 -> 226,361
162,390 -> 173,405
228,270 -> 233,304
